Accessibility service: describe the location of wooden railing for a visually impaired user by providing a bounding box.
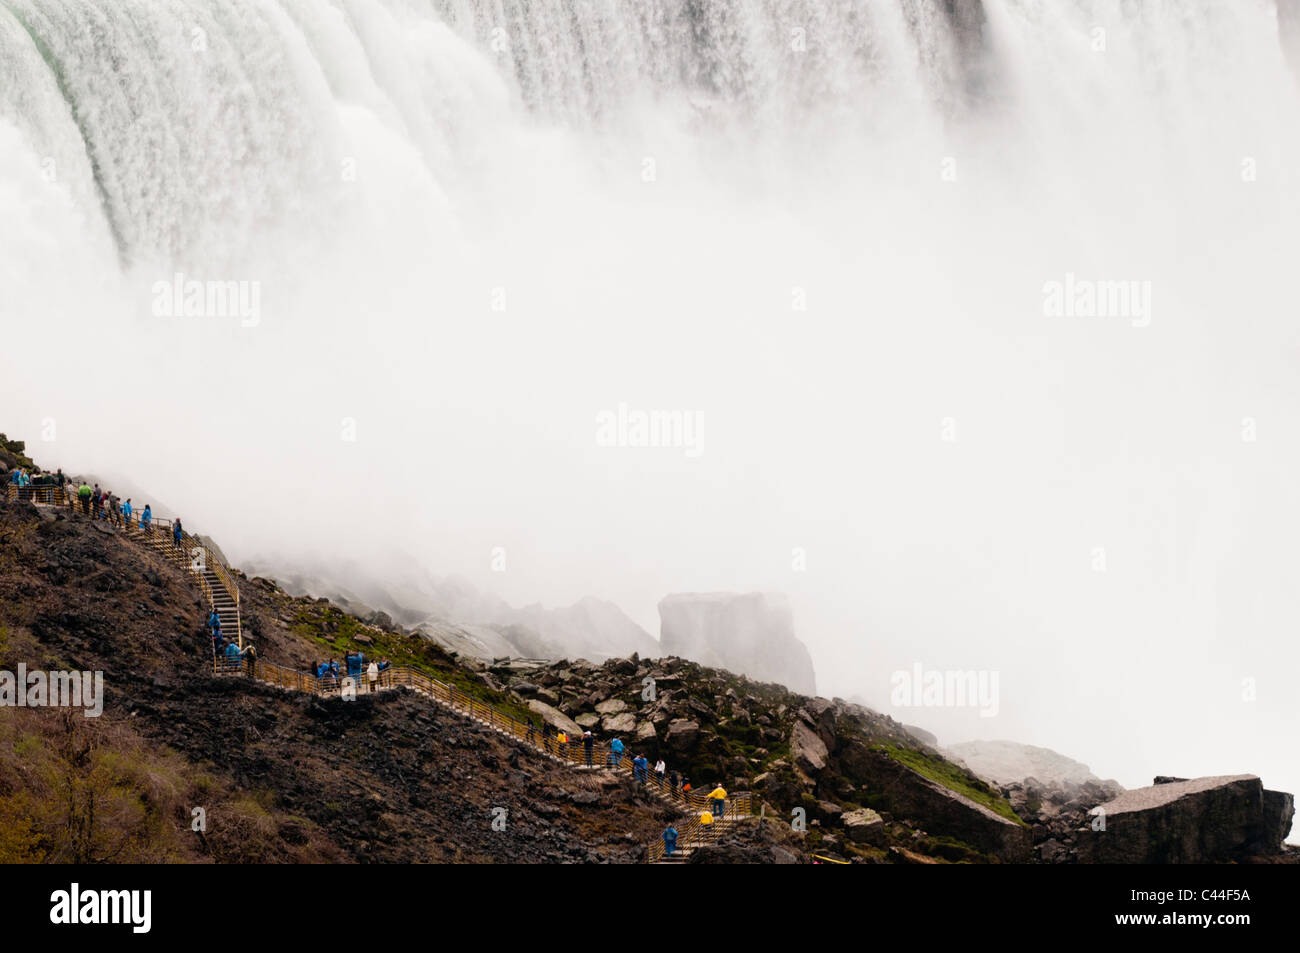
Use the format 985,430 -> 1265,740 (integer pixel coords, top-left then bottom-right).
14,474 -> 758,860
646,810 -> 723,864
210,651 -> 755,861
4,483 -> 65,504
40,487 -> 242,645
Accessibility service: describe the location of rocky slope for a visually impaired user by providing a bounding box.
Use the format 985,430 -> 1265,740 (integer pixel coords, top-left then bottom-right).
1,486 -> 1026,863
0,494 -> 678,863
3,435 -> 1295,865
483,653 -> 1035,862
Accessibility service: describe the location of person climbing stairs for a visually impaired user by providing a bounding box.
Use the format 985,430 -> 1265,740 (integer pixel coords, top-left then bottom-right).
27,482 -> 753,862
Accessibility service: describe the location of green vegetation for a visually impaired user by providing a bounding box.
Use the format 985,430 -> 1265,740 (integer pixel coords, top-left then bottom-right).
0,708 -> 333,863
877,743 -> 1027,826
288,604 -> 539,726
916,833 -> 987,863
0,434 -> 36,472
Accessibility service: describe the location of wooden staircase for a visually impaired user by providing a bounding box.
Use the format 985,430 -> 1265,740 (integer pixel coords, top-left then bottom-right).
24,486 -> 245,647
20,482 -> 752,862
653,812 -> 744,864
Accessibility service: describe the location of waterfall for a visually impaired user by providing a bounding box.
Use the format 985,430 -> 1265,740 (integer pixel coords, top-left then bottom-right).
2,2 -> 1299,813
2,0 -> 1291,267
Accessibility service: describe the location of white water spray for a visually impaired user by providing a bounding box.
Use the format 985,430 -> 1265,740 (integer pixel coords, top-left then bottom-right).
1,1 -> 1298,832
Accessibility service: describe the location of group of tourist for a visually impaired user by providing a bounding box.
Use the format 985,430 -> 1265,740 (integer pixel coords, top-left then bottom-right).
7,466 -> 67,502
6,466 -> 61,498
312,651 -> 392,693
544,725 -> 728,830
660,783 -> 730,857
10,460 -> 735,861
206,609 -> 253,668
6,466 -> 168,536
75,482 -> 149,531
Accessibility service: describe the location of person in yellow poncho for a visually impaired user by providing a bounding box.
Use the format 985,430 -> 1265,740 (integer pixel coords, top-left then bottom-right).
698,810 -> 714,826
708,784 -> 727,819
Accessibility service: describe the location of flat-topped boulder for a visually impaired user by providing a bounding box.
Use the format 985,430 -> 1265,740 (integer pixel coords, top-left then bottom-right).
1077,775 -> 1294,863
842,808 -> 886,845
601,712 -> 637,733
526,699 -> 583,737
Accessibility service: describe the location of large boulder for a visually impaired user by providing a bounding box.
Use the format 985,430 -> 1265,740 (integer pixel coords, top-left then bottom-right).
816,801 -> 844,825
835,744 -> 1031,861
594,698 -> 628,715
658,592 -> 816,695
601,713 -> 637,734
790,721 -> 828,774
842,808 -> 886,845
1076,775 -> 1289,863
664,719 -> 700,750
526,700 -> 583,737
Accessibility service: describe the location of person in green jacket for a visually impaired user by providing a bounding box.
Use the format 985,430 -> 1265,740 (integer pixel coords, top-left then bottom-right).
77,483 -> 92,515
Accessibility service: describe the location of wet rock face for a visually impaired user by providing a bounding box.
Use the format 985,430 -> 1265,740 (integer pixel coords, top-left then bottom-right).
1074,775 -> 1295,864
790,721 -> 828,773
842,747 -> 1031,862
658,592 -> 816,695
1259,790 -> 1296,854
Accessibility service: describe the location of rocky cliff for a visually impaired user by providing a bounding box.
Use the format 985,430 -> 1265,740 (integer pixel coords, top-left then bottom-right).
0,494 -> 676,863
658,592 -> 816,695
1076,775 -> 1295,864
493,654 -> 1034,862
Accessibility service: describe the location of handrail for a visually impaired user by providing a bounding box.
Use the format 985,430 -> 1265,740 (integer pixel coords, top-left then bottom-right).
4,482 -> 65,504
646,802 -> 740,863
15,477 -> 757,861
211,651 -> 755,861
43,487 -> 241,646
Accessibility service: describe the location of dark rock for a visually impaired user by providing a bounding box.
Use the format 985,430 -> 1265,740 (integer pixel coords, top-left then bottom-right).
1077,775 -> 1279,863
791,721 -> 828,774
664,719 -> 699,750
1255,789 -> 1295,855
842,808 -> 885,845
836,745 -> 1030,861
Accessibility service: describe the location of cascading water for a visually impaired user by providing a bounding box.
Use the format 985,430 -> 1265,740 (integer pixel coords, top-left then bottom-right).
2,1 -> 1299,819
